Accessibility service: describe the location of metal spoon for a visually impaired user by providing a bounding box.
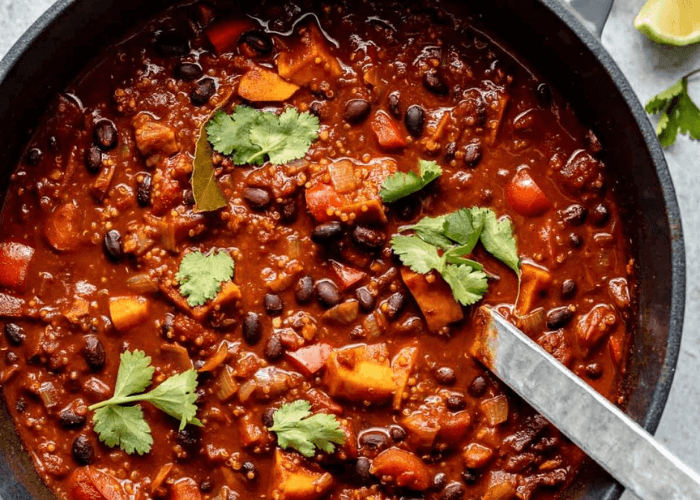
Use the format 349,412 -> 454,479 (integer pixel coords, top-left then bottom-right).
473,307 -> 700,500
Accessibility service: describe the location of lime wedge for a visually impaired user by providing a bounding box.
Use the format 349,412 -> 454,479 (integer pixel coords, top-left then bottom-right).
634,0 -> 700,46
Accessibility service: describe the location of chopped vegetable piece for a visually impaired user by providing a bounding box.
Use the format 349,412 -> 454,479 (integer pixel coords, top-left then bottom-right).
176,250 -> 235,307
480,395 -> 509,426
575,304 -> 616,350
205,18 -> 255,54
371,111 -> 407,150
644,70 -> 700,147
391,345 -> 419,410
269,400 -> 345,457
462,442 -> 494,469
380,159 -> 442,203
109,296 -> 149,332
322,300 -> 359,324
0,242 -> 34,292
330,260 -> 366,290
69,466 -> 127,500
515,263 -> 552,316
401,268 -> 463,332
170,478 -> 203,500
44,202 -> 83,252
276,24 -> 343,87
324,344 -> 397,403
370,447 -> 431,490
506,169 -> 552,217
285,343 -> 333,377
271,449 -> 335,500
89,350 -> 201,455
238,67 -> 300,102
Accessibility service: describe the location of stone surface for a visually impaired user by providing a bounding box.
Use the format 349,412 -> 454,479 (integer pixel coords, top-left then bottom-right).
0,0 -> 699,498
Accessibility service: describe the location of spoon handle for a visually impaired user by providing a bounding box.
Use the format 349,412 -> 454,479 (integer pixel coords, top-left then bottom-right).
478,309 -> 700,500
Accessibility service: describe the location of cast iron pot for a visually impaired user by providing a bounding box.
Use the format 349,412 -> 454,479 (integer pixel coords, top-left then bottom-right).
0,0 -> 686,498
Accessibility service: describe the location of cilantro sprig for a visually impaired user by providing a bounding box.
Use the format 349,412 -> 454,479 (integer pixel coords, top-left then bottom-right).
89,350 -> 201,455
645,69 -> 700,148
176,250 -> 235,307
392,207 -> 520,305
379,159 -> 442,203
269,400 -> 346,457
206,106 -> 320,165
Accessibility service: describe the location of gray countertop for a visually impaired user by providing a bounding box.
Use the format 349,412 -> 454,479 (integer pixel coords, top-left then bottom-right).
1,0 -> 699,498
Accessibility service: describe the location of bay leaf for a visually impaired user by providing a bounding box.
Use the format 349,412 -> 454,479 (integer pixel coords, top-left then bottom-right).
192,125 -> 227,213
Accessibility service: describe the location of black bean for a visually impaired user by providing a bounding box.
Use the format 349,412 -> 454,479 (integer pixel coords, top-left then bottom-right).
355,457 -> 372,483
462,468 -> 479,484
435,366 -> 457,385
243,187 -> 271,211
137,174 -> 152,207
174,62 -> 202,81
294,276 -> 314,304
16,398 -> 26,413
351,225 -> 386,251
433,472 -> 448,490
561,204 -> 587,226
315,280 -> 341,308
344,99 -> 372,124
312,221 -> 343,244
84,336 -> 106,370
536,83 -> 552,107
265,334 -> 284,361
262,407 -> 276,428
4,323 -> 24,346
446,394 -> 467,412
161,313 -> 175,338
569,233 -> 583,248
72,435 -> 95,465
441,482 -> 466,500
5,351 -> 18,364
93,120 -> 118,151
546,306 -> 573,330
388,92 -> 401,119
48,136 -> 58,150
25,148 -> 42,166
424,68 -> 449,96
444,142 -> 457,162
309,101 -> 325,119
103,230 -> 123,262
405,105 -> 425,137
467,375 -> 487,397
359,429 -> 391,452
356,287 -> 375,312
561,279 -> 576,299
58,407 -> 86,428
279,198 -> 297,223
585,362 -> 603,379
242,312 -> 263,345
590,203 -> 610,226
264,294 -> 284,316
384,292 -> 406,321
191,77 -> 216,106
389,425 -> 407,442
154,31 -> 190,58
176,429 -> 200,456
199,480 -> 213,493
463,142 -> 483,167
239,31 -> 273,56
183,189 -> 195,206
241,461 -> 258,481
84,144 -> 103,174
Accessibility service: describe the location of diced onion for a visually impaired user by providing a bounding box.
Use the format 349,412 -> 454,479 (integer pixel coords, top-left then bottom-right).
480,395 -> 509,426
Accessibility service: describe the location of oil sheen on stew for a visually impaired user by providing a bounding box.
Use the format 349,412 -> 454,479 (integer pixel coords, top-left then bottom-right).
0,1 -> 635,500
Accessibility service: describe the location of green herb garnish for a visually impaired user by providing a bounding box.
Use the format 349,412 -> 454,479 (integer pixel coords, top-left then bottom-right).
270,400 -> 346,457
379,159 -> 442,203
645,69 -> 700,148
176,250 -> 235,307
89,350 -> 201,455
206,106 -> 320,165
392,207 -> 520,305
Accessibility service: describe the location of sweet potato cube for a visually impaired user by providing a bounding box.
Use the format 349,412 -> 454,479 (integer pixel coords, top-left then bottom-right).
480,395 -> 509,426
277,24 -> 342,87
169,478 -> 203,500
238,67 -> 299,102
324,344 -> 396,403
401,268 -> 463,333
45,202 -> 83,252
370,447 -> 431,490
402,412 -> 440,449
0,242 -> 34,291
515,264 -> 552,316
462,443 -> 494,469
133,117 -> 179,164
109,296 -> 149,332
271,449 -> 334,500
391,345 -> 418,410
437,411 -> 472,442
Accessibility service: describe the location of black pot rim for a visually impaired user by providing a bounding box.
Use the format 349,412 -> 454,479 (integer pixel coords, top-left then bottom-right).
0,0 -> 686,499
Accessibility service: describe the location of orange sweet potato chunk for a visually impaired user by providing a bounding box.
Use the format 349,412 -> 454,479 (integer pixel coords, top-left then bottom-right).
370,448 -> 431,490
277,24 -> 342,87
109,296 -> 149,332
271,450 -> 334,500
401,268 -> 463,333
324,344 -> 396,403
238,67 -> 300,102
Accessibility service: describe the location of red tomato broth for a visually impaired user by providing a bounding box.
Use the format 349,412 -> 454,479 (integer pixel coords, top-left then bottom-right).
0,1 -> 634,500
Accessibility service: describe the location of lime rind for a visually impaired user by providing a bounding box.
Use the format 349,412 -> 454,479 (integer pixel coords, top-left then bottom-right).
634,0 -> 700,46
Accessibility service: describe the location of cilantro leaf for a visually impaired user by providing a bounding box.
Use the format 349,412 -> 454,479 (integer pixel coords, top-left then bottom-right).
145,369 -> 202,430
379,159 -> 442,203
113,350 -> 154,399
477,209 -> 520,275
92,405 -> 153,455
444,208 -> 484,251
247,108 -> 320,165
402,215 -> 452,249
270,400 -> 346,457
390,235 -> 446,274
89,350 -> 201,455
645,75 -> 700,147
176,250 -> 235,307
442,264 -> 489,306
206,107 -> 261,160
